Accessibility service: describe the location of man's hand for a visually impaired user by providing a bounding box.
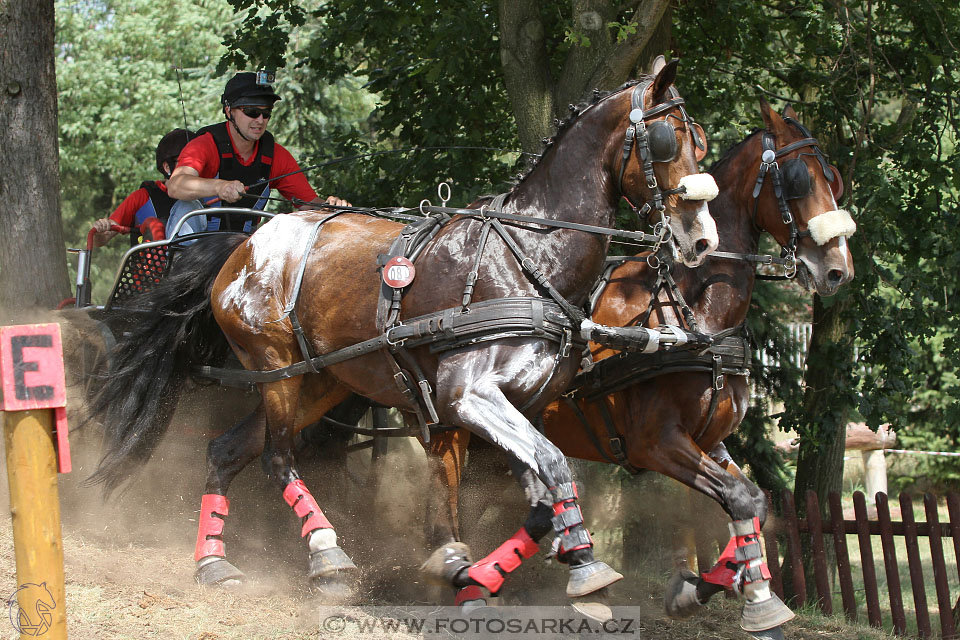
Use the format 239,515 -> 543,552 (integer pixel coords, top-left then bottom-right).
324,195 -> 351,207
92,218 -> 118,247
298,195 -> 352,211
216,179 -> 248,203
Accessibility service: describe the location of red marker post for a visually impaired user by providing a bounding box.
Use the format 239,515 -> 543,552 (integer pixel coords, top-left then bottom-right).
0,323 -> 69,639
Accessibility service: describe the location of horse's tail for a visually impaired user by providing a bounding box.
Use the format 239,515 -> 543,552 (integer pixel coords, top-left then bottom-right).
85,232 -> 248,496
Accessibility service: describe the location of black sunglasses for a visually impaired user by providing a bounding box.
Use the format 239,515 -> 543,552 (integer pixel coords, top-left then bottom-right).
238,106 -> 273,120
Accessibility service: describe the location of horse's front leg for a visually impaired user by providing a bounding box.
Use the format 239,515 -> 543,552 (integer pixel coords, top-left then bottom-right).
665,441 -> 793,637
421,348 -> 622,620
260,376 -> 357,597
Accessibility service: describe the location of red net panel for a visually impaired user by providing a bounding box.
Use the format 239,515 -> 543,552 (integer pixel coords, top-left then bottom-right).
109,245 -> 169,309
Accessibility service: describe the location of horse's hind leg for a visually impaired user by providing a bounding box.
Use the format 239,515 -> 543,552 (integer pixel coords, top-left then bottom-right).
260,377 -> 357,594
195,403 -> 266,586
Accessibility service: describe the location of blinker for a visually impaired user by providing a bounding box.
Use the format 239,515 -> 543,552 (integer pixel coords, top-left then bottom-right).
781,158 -> 812,200
646,121 -> 678,163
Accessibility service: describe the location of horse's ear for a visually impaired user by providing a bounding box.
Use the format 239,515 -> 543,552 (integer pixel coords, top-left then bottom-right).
759,98 -> 785,131
650,55 -> 667,75
651,59 -> 678,103
783,104 -> 800,120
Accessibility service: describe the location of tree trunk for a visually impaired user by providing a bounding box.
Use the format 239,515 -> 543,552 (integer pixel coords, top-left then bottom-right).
0,0 -> 70,313
498,0 -> 555,153
785,293 -> 855,603
498,0 -> 672,154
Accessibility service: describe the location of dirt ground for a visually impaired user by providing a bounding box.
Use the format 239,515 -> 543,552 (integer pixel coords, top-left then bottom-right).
0,313 -> 895,639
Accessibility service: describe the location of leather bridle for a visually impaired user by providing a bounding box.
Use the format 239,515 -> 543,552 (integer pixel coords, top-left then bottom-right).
750,119 -> 839,277
617,81 -> 706,222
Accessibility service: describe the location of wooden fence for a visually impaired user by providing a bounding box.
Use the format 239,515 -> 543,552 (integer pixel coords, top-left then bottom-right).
744,489 -> 960,639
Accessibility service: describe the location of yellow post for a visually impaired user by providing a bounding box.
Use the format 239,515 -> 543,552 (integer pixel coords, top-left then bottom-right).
3,408 -> 67,639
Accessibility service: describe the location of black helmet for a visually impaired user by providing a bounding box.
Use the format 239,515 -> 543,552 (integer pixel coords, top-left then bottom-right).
221,71 -> 282,108
155,128 -> 194,177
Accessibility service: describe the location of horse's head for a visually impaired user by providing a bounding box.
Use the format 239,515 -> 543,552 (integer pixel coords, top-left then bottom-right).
615,57 -> 719,267
753,101 -> 855,296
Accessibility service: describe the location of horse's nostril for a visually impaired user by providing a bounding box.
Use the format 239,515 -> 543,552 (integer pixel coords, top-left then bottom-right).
696,239 -> 710,255
828,269 -> 844,284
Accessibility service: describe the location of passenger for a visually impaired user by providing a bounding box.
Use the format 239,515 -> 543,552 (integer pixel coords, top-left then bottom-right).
166,71 -> 348,237
92,128 -> 194,247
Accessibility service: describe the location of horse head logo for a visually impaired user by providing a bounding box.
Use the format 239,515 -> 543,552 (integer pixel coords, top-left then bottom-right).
7,582 -> 56,636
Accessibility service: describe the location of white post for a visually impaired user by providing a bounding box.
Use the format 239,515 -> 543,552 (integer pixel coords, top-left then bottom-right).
862,448 -> 888,503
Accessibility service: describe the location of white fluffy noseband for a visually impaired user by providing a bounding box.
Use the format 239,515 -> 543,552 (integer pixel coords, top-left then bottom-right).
678,173 -> 719,201
807,209 -> 856,246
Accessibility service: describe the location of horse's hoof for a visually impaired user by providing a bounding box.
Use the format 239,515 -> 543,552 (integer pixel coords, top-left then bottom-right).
664,567 -> 702,618
311,575 -> 356,604
571,587 -> 614,623
748,626 -> 786,640
195,557 -> 245,587
566,561 -> 623,598
308,546 -> 358,579
420,542 -> 473,586
741,593 -> 794,633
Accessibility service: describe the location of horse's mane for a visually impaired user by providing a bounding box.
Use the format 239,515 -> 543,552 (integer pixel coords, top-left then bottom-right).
512,77 -> 651,186
709,128 -> 764,175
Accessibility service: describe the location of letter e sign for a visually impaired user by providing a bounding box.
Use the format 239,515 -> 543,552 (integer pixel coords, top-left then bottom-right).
0,323 -> 71,472
0,324 -> 66,411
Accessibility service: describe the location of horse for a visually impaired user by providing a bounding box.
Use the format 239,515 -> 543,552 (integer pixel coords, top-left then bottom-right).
84,58 -> 719,617
423,100 -> 855,637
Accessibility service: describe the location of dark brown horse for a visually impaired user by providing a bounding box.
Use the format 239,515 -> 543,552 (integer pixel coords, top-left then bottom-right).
424,102 -> 854,636
86,60 -> 718,616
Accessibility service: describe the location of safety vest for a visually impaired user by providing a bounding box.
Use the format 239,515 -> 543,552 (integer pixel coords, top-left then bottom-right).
129,181 -> 177,245
194,122 -> 275,232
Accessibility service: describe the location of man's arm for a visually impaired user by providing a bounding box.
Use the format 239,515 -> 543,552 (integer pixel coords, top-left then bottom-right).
91,188 -> 150,247
167,166 -> 248,203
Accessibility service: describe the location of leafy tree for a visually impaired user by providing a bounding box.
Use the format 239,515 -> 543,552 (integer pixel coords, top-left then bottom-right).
221,1 -> 673,206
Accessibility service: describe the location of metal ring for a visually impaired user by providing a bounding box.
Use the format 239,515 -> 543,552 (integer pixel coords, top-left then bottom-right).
646,253 -> 661,270
437,182 -> 451,205
783,253 -> 798,279
419,199 -> 431,215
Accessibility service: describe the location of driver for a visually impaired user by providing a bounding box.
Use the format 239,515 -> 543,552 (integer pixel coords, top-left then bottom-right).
166,71 -> 348,237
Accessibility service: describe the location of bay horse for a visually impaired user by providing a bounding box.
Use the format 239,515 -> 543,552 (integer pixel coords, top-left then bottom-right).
424,101 -> 855,636
85,60 -> 719,616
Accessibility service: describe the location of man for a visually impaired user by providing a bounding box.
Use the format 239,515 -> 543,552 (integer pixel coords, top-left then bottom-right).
166,71 -> 347,236
92,128 -> 194,247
